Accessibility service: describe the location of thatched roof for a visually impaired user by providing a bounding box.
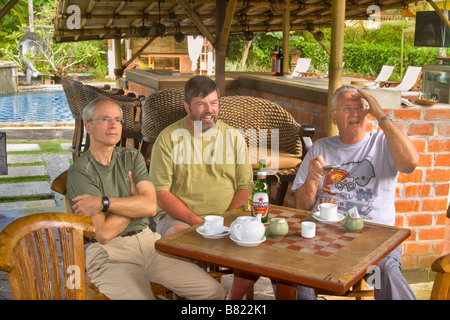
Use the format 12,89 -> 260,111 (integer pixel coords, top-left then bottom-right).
53,0 -> 418,43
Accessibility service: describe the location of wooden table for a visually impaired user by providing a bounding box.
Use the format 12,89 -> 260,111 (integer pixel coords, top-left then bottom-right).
155,205 -> 410,299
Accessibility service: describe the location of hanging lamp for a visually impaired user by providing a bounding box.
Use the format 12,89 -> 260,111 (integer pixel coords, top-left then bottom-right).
152,0 -> 166,37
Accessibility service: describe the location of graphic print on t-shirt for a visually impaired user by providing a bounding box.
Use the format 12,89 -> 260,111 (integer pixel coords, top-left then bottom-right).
320,159 -> 375,218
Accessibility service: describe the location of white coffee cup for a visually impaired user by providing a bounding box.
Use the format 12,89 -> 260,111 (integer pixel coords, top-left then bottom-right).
318,203 -> 338,221
203,215 -> 224,235
301,221 -> 316,238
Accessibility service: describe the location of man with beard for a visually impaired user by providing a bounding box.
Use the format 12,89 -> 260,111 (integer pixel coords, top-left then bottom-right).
149,76 -> 253,237
150,76 -> 254,299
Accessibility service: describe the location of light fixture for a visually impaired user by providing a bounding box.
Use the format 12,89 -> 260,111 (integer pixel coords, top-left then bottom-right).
241,16 -> 254,41
174,22 -> 185,43
153,0 -> 166,37
136,12 -> 150,38
314,31 -> 324,41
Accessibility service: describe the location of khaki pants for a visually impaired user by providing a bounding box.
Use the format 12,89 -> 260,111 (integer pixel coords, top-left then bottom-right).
86,228 -> 225,300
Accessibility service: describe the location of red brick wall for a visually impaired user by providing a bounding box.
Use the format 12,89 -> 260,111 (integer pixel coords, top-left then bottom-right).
236,88 -> 450,275
127,81 -> 157,97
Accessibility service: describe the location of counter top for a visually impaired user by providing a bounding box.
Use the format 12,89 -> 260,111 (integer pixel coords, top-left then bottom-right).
125,70 -> 402,108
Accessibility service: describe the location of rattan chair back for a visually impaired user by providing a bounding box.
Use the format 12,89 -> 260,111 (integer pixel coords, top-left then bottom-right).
141,87 -> 186,144
83,85 -> 139,134
219,95 -> 302,156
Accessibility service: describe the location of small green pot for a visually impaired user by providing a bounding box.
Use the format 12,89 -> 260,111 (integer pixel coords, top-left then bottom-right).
269,218 -> 289,236
344,216 -> 364,232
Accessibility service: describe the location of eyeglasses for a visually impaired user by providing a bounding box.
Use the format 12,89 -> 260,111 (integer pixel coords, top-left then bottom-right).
90,117 -> 123,125
333,104 -> 368,115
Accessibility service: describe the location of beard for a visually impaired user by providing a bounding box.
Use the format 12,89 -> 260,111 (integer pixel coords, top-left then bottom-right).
189,113 -> 217,132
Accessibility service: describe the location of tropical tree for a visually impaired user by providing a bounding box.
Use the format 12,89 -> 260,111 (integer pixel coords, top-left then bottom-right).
1,0 -> 108,82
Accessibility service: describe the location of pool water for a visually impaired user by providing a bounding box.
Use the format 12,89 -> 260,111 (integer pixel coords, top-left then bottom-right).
0,90 -> 73,123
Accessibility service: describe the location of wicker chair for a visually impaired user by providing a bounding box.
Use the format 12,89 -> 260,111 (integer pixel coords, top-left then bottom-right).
83,85 -> 143,148
219,95 -> 315,205
61,77 -> 90,161
141,90 -> 314,205
140,87 -> 186,163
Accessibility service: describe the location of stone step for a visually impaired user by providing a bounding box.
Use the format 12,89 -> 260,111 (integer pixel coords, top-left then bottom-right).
0,181 -> 52,198
0,199 -> 56,211
1,165 -> 47,177
6,154 -> 44,164
6,144 -> 40,152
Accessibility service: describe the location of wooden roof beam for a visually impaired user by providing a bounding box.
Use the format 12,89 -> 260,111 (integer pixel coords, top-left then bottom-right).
217,0 -> 238,53
0,0 -> 21,22
176,0 -> 216,44
53,21 -> 332,42
427,0 -> 450,29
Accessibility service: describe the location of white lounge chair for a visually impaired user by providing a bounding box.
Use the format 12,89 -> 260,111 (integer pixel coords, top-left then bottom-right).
383,66 -> 422,96
375,65 -> 394,83
291,58 -> 312,77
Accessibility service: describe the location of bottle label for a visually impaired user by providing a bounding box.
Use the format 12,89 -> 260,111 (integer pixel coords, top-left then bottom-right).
257,171 -> 266,179
252,192 -> 269,218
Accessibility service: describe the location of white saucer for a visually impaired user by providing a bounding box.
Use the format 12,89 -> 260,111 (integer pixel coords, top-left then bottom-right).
230,235 -> 266,247
196,226 -> 230,239
312,212 -> 345,224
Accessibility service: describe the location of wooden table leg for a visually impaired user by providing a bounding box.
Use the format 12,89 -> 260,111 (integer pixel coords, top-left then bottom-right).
276,280 -> 297,300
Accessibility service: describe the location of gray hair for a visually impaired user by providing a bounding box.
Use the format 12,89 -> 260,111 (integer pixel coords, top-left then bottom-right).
331,85 -> 358,110
82,97 -> 122,122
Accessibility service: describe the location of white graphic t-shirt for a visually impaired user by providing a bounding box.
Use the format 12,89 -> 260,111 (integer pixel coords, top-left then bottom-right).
292,131 -> 399,226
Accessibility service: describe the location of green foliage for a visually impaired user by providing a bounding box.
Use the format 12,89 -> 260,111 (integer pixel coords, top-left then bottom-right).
226,19 -> 449,79
0,0 -> 108,81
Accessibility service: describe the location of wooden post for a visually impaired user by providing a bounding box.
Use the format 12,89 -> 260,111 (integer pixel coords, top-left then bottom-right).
327,0 -> 345,137
282,0 -> 290,75
114,38 -> 123,89
215,0 -> 226,95
215,0 -> 237,96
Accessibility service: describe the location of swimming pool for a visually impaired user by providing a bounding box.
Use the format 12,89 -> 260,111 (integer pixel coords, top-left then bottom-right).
0,90 -> 73,123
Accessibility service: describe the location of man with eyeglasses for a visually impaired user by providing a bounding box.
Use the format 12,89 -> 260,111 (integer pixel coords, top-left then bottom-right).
66,97 -> 225,300
290,85 -> 420,300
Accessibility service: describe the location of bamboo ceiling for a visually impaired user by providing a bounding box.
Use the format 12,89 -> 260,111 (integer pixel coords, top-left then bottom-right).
53,0 -> 418,43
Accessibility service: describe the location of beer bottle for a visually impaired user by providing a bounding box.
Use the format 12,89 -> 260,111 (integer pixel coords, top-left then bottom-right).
275,47 -> 283,76
271,46 -> 278,76
252,159 -> 270,223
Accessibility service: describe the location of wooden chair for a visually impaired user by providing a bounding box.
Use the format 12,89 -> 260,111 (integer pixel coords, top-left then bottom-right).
0,212 -> 96,299
219,95 -> 315,205
430,253 -> 450,300
315,278 -> 374,300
